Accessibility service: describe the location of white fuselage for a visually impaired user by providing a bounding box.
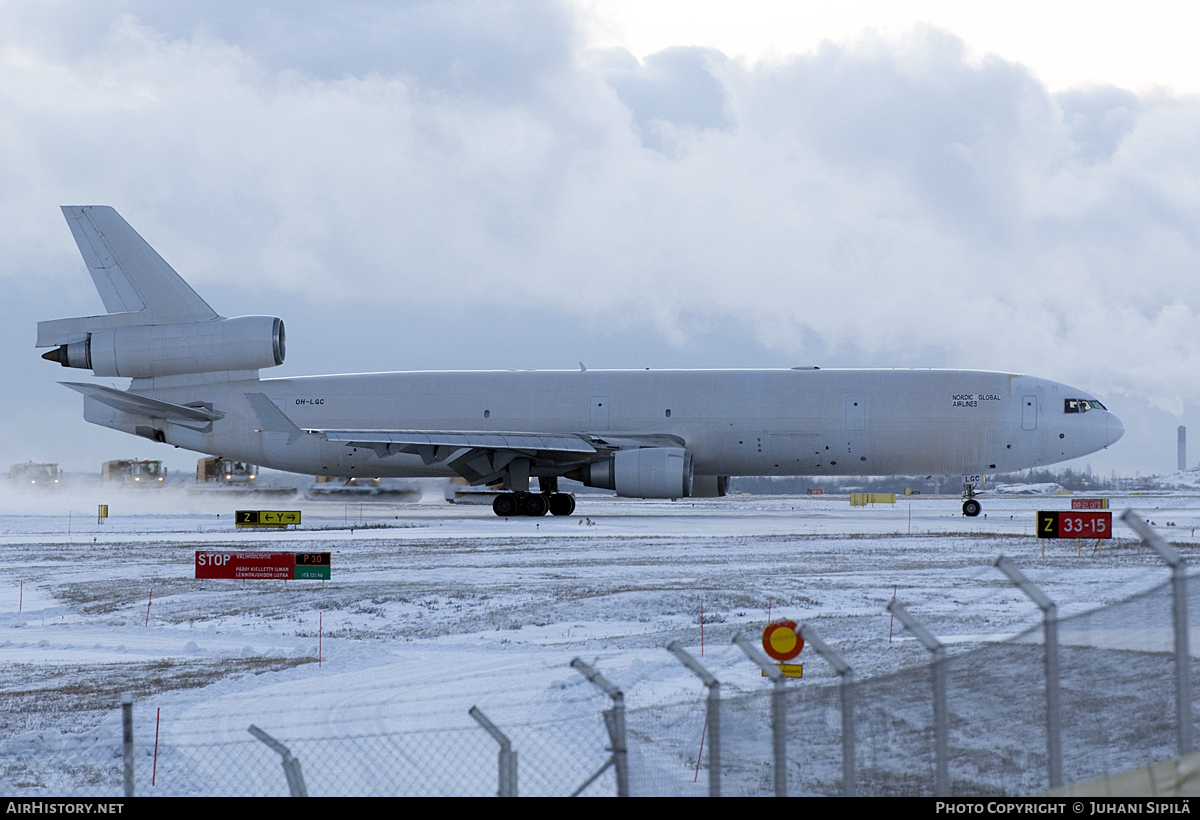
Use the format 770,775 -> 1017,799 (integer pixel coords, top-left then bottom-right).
85,368 -> 1123,480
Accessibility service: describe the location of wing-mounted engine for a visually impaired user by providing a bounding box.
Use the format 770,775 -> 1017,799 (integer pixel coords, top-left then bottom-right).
41,315 -> 284,378
571,446 -> 694,499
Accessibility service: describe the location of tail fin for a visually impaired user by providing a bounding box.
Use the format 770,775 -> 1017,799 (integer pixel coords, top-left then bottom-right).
61,206 -> 217,321
38,207 -> 219,347
38,207 -> 284,382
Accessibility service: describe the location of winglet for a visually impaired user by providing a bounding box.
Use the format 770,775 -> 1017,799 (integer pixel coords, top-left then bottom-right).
245,393 -> 304,444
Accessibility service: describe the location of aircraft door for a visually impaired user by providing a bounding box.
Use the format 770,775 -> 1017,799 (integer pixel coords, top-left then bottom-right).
1022,396 -> 1037,431
842,395 -> 871,468
319,439 -> 365,475
767,434 -> 822,471
844,396 -> 867,431
590,396 -> 610,431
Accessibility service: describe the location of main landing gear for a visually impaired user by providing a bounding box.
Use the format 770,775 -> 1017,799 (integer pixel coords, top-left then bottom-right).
493,492 -> 576,517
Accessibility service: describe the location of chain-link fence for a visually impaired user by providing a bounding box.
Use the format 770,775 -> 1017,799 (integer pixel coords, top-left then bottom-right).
621,573 -> 1199,796
150,719 -> 617,797
6,525 -> 1200,796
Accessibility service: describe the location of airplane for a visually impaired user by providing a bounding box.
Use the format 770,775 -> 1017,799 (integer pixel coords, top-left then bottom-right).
38,206 -> 1125,517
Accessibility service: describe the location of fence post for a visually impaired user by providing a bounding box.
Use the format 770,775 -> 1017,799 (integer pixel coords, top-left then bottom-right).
1120,511 -> 1194,755
994,556 -> 1062,789
248,725 -> 309,797
121,693 -> 134,798
798,624 -> 855,796
886,600 -> 949,796
469,706 -> 517,797
570,658 -> 628,797
666,641 -> 720,796
733,632 -> 787,797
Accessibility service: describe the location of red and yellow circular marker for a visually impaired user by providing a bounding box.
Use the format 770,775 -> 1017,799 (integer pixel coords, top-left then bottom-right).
762,619 -> 804,661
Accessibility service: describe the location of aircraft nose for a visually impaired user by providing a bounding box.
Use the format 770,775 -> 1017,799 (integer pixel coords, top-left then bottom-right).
1107,412 -> 1125,447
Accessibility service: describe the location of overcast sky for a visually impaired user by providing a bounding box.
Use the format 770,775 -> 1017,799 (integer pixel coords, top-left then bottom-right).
3,1 -> 1199,478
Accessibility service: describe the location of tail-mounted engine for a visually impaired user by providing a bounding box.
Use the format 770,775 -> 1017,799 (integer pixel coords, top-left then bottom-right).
41,315 -> 285,378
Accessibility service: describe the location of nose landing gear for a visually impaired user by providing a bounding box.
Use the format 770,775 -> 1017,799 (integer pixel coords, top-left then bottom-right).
962,476 -> 982,516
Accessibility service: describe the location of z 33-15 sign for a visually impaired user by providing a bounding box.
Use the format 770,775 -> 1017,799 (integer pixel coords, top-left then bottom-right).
1037,511 -> 1112,539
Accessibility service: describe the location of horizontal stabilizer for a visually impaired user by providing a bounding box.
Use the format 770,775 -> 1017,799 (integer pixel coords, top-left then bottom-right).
38,311 -> 174,348
62,382 -> 223,422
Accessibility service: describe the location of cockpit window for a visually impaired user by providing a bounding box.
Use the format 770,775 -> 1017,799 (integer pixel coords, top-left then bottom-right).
1064,398 -> 1105,413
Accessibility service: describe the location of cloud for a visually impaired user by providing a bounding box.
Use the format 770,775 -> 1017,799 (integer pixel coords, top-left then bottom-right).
5,1 -> 578,93
1056,85 -> 1143,164
595,45 -> 731,151
4,4 -> 1200,474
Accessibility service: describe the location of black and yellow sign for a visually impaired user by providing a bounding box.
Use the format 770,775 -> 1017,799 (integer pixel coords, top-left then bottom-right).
236,510 -> 302,529
760,663 -> 803,678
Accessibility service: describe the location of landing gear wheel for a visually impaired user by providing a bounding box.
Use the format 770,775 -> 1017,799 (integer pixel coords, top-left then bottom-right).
524,493 -> 549,517
493,494 -> 518,517
963,498 -> 981,517
549,493 -> 576,516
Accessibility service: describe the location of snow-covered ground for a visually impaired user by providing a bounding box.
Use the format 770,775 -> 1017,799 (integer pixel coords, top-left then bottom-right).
0,485 -> 1195,796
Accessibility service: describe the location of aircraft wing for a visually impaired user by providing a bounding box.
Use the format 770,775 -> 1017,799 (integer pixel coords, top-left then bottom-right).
322,430 -> 598,456
244,392 -> 682,486
322,430 -> 600,486
321,431 -> 688,487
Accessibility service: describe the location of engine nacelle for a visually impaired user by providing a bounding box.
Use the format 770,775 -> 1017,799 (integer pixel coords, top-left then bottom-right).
42,315 -> 285,378
581,447 -> 694,499
690,475 -> 730,498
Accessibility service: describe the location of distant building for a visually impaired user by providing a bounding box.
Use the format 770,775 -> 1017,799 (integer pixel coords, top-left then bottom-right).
1180,426 -> 1187,472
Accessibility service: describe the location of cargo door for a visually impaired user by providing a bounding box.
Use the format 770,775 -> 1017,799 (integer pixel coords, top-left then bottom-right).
590,396 -> 610,431
844,395 -> 867,431
843,395 -> 871,468
1022,396 -> 1037,431
767,434 -> 823,472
